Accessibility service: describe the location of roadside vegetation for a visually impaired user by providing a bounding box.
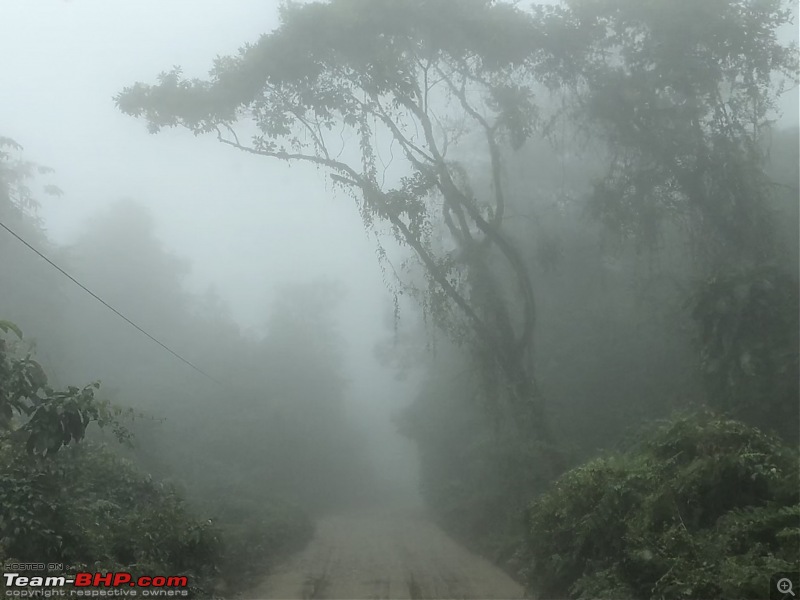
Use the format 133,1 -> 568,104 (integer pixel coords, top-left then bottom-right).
1,0 -> 797,598
524,414 -> 800,599
0,139 -> 358,596
0,322 -> 314,597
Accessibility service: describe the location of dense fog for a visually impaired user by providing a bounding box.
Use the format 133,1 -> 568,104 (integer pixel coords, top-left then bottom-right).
1,1 -> 798,599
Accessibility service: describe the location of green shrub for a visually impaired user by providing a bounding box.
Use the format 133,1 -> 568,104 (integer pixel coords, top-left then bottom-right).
0,323 -> 221,596
690,266 -> 799,442
0,439 -> 222,597
523,412 -> 800,599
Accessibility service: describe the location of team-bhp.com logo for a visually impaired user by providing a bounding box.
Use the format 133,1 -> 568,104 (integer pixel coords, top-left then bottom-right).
4,571 -> 190,597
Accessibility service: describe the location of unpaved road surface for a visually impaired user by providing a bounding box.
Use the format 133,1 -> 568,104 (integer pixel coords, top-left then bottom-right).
250,506 -> 525,599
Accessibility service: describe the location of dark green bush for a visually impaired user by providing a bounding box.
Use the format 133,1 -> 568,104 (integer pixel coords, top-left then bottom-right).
0,321 -> 316,598
524,412 -> 800,599
0,323 -> 221,596
690,266 -> 799,442
0,439 -> 222,596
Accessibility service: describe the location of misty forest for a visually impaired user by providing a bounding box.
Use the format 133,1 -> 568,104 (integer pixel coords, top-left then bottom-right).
1,1 -> 799,598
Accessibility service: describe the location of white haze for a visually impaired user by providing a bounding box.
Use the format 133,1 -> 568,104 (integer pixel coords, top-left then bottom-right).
1,0 -> 797,514
1,0 -> 421,501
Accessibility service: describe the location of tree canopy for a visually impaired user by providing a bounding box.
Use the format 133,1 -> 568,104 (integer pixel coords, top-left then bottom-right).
116,0 -> 797,548
117,0 -> 550,434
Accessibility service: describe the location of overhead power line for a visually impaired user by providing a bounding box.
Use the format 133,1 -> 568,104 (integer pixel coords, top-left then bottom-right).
0,219 -> 224,387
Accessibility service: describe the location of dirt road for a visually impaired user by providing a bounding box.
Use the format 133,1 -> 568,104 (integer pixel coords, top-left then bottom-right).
250,506 -> 525,599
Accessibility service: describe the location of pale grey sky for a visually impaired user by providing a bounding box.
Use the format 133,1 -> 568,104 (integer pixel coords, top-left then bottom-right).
1,0 -> 795,498
2,0 -> 796,332
1,1 -> 419,485
2,0 -> 392,334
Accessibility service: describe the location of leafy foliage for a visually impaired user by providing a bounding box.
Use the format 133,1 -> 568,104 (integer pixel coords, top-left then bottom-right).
0,319 -> 318,598
689,264 -> 799,440
545,0 -> 798,265
524,413 -> 800,599
0,324 -> 221,596
14,1 -> 795,595
0,136 -> 61,223
0,439 -> 222,597
0,323 -> 132,456
0,172 -> 346,590
117,0 -> 549,437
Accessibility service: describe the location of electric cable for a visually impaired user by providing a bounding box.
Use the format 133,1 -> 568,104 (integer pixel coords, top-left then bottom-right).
0,218 -> 225,387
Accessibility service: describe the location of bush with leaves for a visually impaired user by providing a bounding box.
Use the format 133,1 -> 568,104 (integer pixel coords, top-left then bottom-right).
689,265 -> 799,442
0,320 -> 133,455
0,322 -> 222,596
0,440 -> 222,596
523,412 -> 800,599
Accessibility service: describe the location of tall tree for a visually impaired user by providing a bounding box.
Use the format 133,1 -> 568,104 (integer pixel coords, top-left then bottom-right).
116,0 -> 550,436
0,137 -> 67,353
537,0 -> 798,267
534,0 -> 799,435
